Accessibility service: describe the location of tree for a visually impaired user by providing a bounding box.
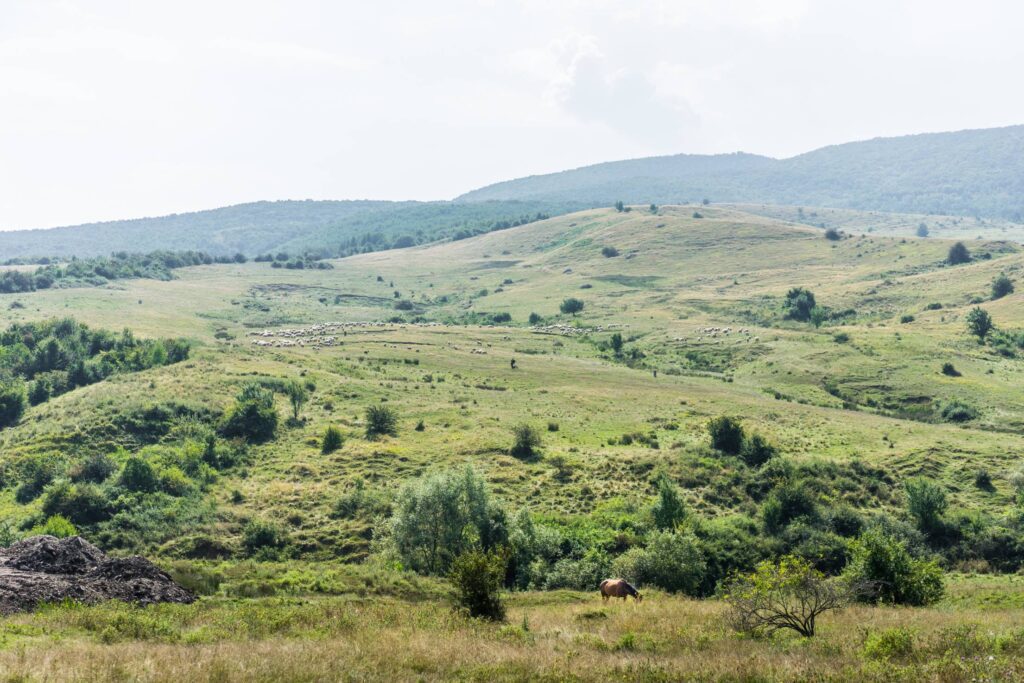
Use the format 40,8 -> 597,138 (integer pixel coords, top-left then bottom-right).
916,223 -> 929,237
651,472 -> 686,530
722,556 -> 848,638
365,404 -> 398,439
614,201 -> 625,212
609,333 -> 624,356
843,529 -> 944,606
809,306 -> 827,329
708,416 -> 745,454
0,380 -> 26,428
992,273 -> 1014,300
450,548 -> 507,620
560,298 -> 584,316
965,307 -> 993,340
783,288 -> 817,322
510,424 -> 541,459
284,379 -> 309,421
947,242 -> 971,265
220,383 -> 278,442
649,204 -> 658,213
611,530 -> 706,595
740,433 -> 777,468
321,426 -> 344,454
824,228 -> 841,241
905,478 -> 947,536
119,456 -> 158,493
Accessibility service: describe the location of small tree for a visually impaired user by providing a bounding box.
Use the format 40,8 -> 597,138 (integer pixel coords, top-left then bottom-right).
965,307 -> 993,340
843,529 -> 944,606
614,201 -> 625,212
905,478 -> 947,536
119,456 -> 158,493
992,274 -> 1014,300
321,426 -> 344,454
916,223 -> 929,237
601,246 -> 620,257
285,379 -> 309,421
450,548 -> 507,620
560,298 -> 584,316
609,332 -> 624,356
740,433 -> 777,468
510,424 -> 541,459
722,556 -> 848,638
708,416 -> 745,454
649,203 -> 658,213
824,228 -> 841,241
651,472 -> 686,530
947,242 -> 971,265
783,288 -> 817,322
365,404 -> 398,439
221,383 -> 278,442
809,306 -> 827,328
0,380 -> 27,428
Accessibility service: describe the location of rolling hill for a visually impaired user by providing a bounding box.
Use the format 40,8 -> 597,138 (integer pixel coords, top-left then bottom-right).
458,125 -> 1024,220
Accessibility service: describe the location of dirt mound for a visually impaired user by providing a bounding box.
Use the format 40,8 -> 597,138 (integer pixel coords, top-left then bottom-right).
2,535 -> 106,574
0,536 -> 195,614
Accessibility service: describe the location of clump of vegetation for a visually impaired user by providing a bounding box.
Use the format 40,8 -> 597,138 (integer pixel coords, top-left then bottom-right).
450,548 -> 507,621
941,362 -> 960,377
221,383 -> 279,442
900,314 -> 915,324
510,424 -> 542,459
991,273 -> 1014,300
321,426 -> 344,454
939,399 -> 978,423
284,379 -> 309,422
783,288 -> 817,322
824,228 -> 841,241
946,241 -> 971,265
601,246 -> 620,257
365,405 -> 398,439
708,416 -> 745,454
965,307 -> 993,340
559,298 -> 584,316
843,530 -> 944,606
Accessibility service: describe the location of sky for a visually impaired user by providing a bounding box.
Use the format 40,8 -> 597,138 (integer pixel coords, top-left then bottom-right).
2,0 -> 1023,230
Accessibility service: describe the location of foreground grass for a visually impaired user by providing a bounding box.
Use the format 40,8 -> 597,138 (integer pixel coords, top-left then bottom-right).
1,575 -> 1024,681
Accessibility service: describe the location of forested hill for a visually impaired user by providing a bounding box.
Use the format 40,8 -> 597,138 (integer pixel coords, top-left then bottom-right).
0,199 -> 579,260
458,125 -> 1024,220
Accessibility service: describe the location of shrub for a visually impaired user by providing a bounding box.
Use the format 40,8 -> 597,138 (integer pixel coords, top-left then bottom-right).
284,379 -> 309,421
843,529 -> 944,605
365,405 -> 397,439
863,627 -> 916,660
71,452 -> 116,483
762,483 -> 819,534
41,481 -> 110,525
33,514 -> 77,538
528,312 -> 542,325
450,549 -> 507,620
974,469 -> 993,490
940,399 -> 978,423
491,312 -> 512,324
220,383 -> 278,442
601,246 -> 620,257
947,242 -> 971,265
740,433 -> 777,468
609,332 -> 624,355
651,473 -> 686,530
559,298 -> 584,316
612,530 -> 706,595
992,274 -> 1014,300
241,520 -> 286,557
783,288 -> 817,322
916,223 -> 929,237
708,416 -> 744,454
119,456 -> 159,493
0,380 -> 26,428
941,362 -> 960,377
722,555 -> 848,638
824,228 -> 841,241
965,307 -> 993,340
900,314 -> 915,324
510,424 -> 542,459
321,426 -> 344,454
905,478 -> 947,535
546,422 -> 559,432
833,332 -> 850,344
414,420 -> 425,432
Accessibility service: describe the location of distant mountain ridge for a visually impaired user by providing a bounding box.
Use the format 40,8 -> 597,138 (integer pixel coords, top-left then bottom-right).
457,125 -> 1024,220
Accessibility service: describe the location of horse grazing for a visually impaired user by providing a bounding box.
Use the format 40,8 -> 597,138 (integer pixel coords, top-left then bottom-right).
599,578 -> 642,603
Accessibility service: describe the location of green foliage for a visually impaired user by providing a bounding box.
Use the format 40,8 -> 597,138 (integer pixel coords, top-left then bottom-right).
992,273 -> 1015,300
940,399 -> 978,423
449,548 -> 507,620
946,241 -> 971,265
242,520 -> 288,557
824,228 -> 841,241
528,312 -> 542,325
119,456 -> 159,493
284,379 -> 309,421
221,383 -> 278,442
365,404 -> 398,439
609,332 -> 624,355
763,483 -> 819,534
941,362 -> 960,377
41,480 -> 111,525
965,307 -> 993,340
905,478 -> 947,536
844,529 -> 945,606
601,246 -> 620,257
651,473 -> 687,530
510,424 -> 542,459
388,467 -> 507,575
707,416 -> 744,454
783,288 -> 817,322
31,514 -> 78,538
321,426 -> 344,454
559,298 -> 584,316
862,627 -> 916,661
0,379 -> 27,428
740,433 -> 777,468
611,530 -> 706,595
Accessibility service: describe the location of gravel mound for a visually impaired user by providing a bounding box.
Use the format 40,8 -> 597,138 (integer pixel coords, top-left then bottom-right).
0,536 -> 195,614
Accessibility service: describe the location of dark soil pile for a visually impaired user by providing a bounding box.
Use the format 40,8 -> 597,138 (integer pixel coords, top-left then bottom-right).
0,535 -> 194,614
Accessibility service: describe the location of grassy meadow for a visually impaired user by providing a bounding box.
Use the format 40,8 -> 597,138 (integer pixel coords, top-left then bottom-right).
3,204 -> 1024,679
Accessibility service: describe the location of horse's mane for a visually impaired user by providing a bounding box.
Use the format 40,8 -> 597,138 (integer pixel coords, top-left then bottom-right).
622,580 -> 639,595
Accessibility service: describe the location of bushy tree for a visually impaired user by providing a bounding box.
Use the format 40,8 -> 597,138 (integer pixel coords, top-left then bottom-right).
947,242 -> 971,265
510,424 -> 542,459
992,273 -> 1015,300
905,478 -> 947,537
388,467 -> 507,574
651,472 -> 687,530
220,383 -> 278,442
740,433 -> 777,468
609,333 -> 624,355
365,404 -> 398,439
611,530 -> 706,595
450,548 -> 507,620
0,380 -> 27,428
321,425 -> 344,454
965,307 -> 993,340
242,519 -> 287,556
284,379 -> 309,421
708,416 -> 745,454
560,298 -> 584,316
843,529 -> 944,606
41,480 -> 111,525
916,223 -> 929,237
783,288 -> 817,322
119,456 -> 159,493
762,483 -> 819,534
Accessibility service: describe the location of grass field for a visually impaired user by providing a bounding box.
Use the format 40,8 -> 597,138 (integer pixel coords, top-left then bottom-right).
2,204 -> 1024,679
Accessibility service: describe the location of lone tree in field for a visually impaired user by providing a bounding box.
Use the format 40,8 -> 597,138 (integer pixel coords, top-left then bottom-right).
614,200 -> 625,212
946,241 -> 971,265
965,306 -> 993,341
609,332 -> 624,356
365,404 -> 398,439
722,556 -> 848,638
284,379 -> 309,422
321,426 -> 344,454
708,416 -> 745,455
783,287 -> 817,322
450,548 -> 507,621
916,223 -> 929,237
992,273 -> 1015,300
510,424 -> 542,459
560,298 -> 584,316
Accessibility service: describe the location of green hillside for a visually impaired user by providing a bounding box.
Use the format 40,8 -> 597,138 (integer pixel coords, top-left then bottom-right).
458,125 -> 1024,220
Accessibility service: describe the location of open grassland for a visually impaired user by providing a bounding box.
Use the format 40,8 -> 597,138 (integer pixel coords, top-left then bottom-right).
0,573 -> 1023,682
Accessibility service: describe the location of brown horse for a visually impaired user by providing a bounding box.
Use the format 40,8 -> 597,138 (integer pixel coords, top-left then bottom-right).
599,578 -> 642,602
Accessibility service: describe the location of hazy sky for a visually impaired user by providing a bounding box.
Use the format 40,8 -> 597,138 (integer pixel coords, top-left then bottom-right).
2,0 -> 1023,230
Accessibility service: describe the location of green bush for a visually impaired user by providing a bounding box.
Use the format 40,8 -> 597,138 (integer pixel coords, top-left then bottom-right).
651,473 -> 686,530
32,514 -> 77,538
220,383 -> 278,442
242,520 -> 287,555
41,480 -> 111,525
601,246 -> 620,257
559,298 -> 584,316
321,426 -> 344,454
762,483 -> 819,534
940,399 -> 978,423
783,288 -> 817,322
450,549 -> 507,620
510,424 -> 542,459
947,241 -> 971,265
905,478 -> 947,536
965,307 -> 993,340
843,529 -> 944,606
119,455 -> 159,493
862,627 -> 916,661
0,380 -> 26,428
611,530 -> 706,595
740,433 -> 777,468
72,452 -> 117,483
941,362 -> 960,377
365,404 -> 398,439
708,416 -> 744,454
992,273 -> 1015,300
